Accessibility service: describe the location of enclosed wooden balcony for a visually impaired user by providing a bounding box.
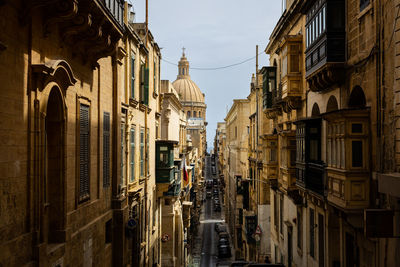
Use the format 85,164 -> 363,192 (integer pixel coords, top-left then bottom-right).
279,131 -> 297,192
295,118 -> 326,197
323,108 -> 370,210
280,35 -> 303,112
303,0 -> 346,92
156,141 -> 177,184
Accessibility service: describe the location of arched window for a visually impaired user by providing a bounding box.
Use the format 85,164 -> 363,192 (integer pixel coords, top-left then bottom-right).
311,103 -> 320,117
193,111 -> 197,117
326,95 -> 339,112
187,111 -> 191,118
348,86 -> 366,108
199,111 -> 201,118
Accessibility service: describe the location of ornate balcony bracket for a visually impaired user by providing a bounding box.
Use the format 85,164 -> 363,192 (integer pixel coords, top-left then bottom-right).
307,63 -> 345,92
283,96 -> 301,113
23,0 -> 124,67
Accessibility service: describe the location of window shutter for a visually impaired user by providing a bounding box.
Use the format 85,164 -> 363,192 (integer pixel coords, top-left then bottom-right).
131,55 -> 135,99
79,104 -> 90,201
144,68 -> 149,105
130,128 -> 135,182
103,112 -> 110,187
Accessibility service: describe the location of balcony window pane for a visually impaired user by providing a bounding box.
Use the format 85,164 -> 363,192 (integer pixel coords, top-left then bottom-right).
130,128 -> 135,182
322,6 -> 326,32
352,141 -> 363,167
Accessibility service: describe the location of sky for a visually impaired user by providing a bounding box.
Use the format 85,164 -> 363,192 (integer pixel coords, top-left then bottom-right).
132,0 -> 283,150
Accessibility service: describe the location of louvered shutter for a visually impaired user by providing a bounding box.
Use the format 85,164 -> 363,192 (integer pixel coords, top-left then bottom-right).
144,68 -> 149,105
131,55 -> 135,99
79,104 -> 90,201
103,112 -> 110,187
130,128 -> 135,183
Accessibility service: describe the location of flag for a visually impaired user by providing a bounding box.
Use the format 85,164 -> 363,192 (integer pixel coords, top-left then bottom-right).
183,157 -> 189,185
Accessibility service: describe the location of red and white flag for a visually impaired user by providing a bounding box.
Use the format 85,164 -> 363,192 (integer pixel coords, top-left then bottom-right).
182,157 -> 189,186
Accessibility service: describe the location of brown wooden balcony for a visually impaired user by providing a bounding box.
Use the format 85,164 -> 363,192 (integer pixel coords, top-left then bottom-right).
323,108 -> 370,210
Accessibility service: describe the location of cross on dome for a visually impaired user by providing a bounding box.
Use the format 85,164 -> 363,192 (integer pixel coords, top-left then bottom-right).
182,47 -> 186,56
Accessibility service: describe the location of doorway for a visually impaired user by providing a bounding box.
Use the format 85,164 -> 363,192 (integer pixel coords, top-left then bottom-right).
45,87 -> 65,243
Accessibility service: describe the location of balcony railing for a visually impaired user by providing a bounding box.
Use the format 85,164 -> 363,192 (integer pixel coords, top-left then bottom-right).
101,0 -> 124,27
297,162 -> 326,196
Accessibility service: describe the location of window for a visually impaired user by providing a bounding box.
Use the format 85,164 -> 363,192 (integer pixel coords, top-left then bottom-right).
120,123 -> 125,186
130,127 -> 135,183
105,219 -> 112,244
199,111 -> 201,118
103,112 -> 110,187
140,63 -> 149,105
360,0 -> 370,11
274,193 -> 278,230
193,111 -> 197,117
131,53 -> 135,99
146,131 -> 149,175
79,104 -> 90,202
187,111 -> 191,118
153,59 -> 157,95
310,208 -> 315,258
140,128 -> 144,177
352,141 -> 363,167
297,209 -> 302,249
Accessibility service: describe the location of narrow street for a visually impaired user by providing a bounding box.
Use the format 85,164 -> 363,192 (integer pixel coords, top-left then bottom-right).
192,156 -> 230,267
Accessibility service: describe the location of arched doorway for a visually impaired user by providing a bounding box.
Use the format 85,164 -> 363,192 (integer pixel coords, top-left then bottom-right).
326,95 -> 339,112
45,87 -> 65,243
348,86 -> 366,108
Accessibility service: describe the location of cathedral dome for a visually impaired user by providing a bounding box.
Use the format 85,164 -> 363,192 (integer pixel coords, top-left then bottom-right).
172,50 -> 205,104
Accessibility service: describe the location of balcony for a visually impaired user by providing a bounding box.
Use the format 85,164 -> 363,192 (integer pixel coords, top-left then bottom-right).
279,131 -> 297,192
280,35 -> 303,112
156,141 -> 177,184
323,108 -> 370,210
164,174 -> 181,197
303,0 -> 345,92
295,118 -> 326,196
25,0 -> 125,66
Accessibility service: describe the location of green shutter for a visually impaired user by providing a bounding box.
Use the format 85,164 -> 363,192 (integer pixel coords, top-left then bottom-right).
103,112 -> 110,187
144,68 -> 149,105
131,55 -> 135,99
79,104 -> 90,201
140,129 -> 144,177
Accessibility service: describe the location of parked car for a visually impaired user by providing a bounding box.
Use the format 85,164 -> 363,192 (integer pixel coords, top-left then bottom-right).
218,244 -> 231,258
215,224 -> 227,233
218,231 -> 229,239
218,239 -> 229,248
215,222 -> 223,231
206,191 -> 212,198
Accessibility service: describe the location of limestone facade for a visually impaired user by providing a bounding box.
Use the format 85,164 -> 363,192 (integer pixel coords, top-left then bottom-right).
223,99 -> 250,259
0,1 -> 163,266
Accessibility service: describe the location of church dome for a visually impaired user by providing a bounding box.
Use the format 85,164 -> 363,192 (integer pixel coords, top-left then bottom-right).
172,50 -> 205,103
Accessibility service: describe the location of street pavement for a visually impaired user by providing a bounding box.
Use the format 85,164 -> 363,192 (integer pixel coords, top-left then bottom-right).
191,156 -> 232,267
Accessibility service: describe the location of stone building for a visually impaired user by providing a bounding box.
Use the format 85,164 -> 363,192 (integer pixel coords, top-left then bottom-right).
223,99 -> 250,259
157,80 -> 186,267
247,71 -> 272,262
172,51 -> 207,174
0,0 -> 163,266
260,0 -> 400,266
123,19 -> 162,266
